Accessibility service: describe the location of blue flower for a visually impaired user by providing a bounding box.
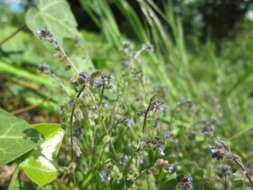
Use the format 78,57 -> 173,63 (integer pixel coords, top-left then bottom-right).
168,164 -> 175,172
124,154 -> 129,160
99,170 -> 111,181
207,146 -> 215,154
159,145 -> 165,152
127,142 -> 132,147
99,171 -> 106,181
158,145 -> 165,156
187,175 -> 193,182
165,132 -> 171,139
122,60 -> 131,67
160,151 -> 165,157
154,100 -> 161,106
95,79 -> 102,87
207,146 -> 223,160
79,72 -> 88,81
126,119 -> 133,126
73,126 -> 83,136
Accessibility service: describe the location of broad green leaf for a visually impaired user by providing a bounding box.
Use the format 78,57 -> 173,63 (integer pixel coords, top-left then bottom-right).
0,109 -> 41,165
20,123 -> 64,186
25,0 -> 79,46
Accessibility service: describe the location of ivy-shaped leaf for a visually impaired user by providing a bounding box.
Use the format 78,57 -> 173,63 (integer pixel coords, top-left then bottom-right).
20,123 -> 64,186
25,0 -> 79,46
0,109 -> 41,165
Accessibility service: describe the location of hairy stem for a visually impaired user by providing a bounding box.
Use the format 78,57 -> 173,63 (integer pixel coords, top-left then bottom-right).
70,84 -> 86,160
99,80 -> 105,106
142,96 -> 155,132
224,174 -> 228,190
233,158 -> 253,188
57,45 -> 79,74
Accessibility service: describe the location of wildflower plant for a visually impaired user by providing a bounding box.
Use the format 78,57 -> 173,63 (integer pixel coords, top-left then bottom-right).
1,1 -> 253,190
27,27 -> 225,189
3,24 -> 248,189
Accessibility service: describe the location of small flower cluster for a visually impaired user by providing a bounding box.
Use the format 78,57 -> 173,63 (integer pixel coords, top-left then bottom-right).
37,37 -> 253,189
215,164 -> 232,178
150,99 -> 162,111
99,170 -> 111,181
137,158 -> 175,178
78,71 -> 114,89
207,145 -> 224,160
73,126 -> 83,137
207,140 -> 237,160
208,140 -> 253,188
37,27 -> 56,44
194,117 -> 219,137
37,63 -> 50,74
177,175 -> 193,190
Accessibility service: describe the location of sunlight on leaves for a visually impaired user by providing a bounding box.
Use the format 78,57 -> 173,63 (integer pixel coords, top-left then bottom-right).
20,123 -> 64,186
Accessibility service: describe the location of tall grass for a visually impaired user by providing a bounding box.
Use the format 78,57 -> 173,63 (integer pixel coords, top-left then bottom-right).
80,0 -> 253,138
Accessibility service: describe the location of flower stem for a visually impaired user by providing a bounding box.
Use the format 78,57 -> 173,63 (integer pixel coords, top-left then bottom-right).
233,158 -> 253,188
142,96 -> 155,133
70,84 -> 86,161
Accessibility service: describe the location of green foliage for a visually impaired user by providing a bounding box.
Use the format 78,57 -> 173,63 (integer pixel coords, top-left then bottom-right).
0,109 -> 41,165
26,0 -> 79,46
20,123 -> 64,186
1,0 -> 253,189
0,110 -> 63,187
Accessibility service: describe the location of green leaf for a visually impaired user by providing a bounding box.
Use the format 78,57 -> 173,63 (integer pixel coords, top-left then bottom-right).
20,123 -> 64,186
0,109 -> 41,165
25,0 -> 79,46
